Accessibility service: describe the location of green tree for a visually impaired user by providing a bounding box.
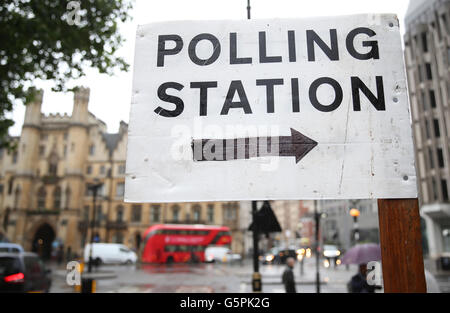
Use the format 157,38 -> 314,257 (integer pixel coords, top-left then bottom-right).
0,0 -> 133,150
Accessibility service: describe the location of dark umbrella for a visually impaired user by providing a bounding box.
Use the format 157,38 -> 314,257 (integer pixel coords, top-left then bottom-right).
341,243 -> 381,265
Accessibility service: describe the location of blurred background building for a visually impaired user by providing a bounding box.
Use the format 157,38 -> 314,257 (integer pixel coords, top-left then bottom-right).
318,200 -> 379,252
0,88 -> 243,259
404,0 -> 450,272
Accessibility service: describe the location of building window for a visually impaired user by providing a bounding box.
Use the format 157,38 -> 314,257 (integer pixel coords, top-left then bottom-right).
425,63 -> 432,80
172,205 -> 180,222
65,187 -> 71,209
223,203 -> 236,220
37,186 -> 46,209
151,205 -> 160,223
417,65 -> 423,83
96,205 -> 104,222
118,164 -> 126,175
48,154 -> 58,176
116,205 -> 124,222
421,32 -> 428,53
89,145 -> 95,156
442,180 -> 449,202
432,179 -> 438,201
428,147 -> 434,169
53,186 -> 61,209
40,134 -> 48,141
12,152 -> 17,164
131,205 -> 142,222
425,120 -> 431,139
86,165 -> 92,175
207,204 -> 214,223
63,145 -> 67,157
100,165 -> 105,175
421,91 -> 427,111
429,90 -> 437,109
39,145 -> 45,157
83,205 -> 89,221
7,178 -> 13,195
14,187 -> 20,209
0,184 -> 3,195
113,232 -> 123,244
116,183 -> 125,197
85,185 -> 103,197
49,163 -> 57,176
442,14 -> 448,34
433,119 -> 441,138
192,205 -> 201,222
437,148 -> 445,168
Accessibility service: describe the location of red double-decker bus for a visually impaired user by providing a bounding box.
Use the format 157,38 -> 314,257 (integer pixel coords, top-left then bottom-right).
141,224 -> 232,263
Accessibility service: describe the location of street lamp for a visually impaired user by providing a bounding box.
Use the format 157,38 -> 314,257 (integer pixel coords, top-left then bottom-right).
87,181 -> 103,273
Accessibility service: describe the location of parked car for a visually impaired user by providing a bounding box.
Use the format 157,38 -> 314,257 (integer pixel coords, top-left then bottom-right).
0,243 -> 24,253
204,246 -> 241,263
83,243 -> 137,265
0,252 -> 52,293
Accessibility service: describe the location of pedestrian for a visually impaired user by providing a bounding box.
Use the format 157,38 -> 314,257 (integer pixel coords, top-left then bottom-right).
347,263 -> 378,293
66,246 -> 72,262
282,257 -> 296,293
57,245 -> 64,266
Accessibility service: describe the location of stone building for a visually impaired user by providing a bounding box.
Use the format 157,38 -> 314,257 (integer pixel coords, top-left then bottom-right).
0,88 -> 242,259
404,0 -> 450,269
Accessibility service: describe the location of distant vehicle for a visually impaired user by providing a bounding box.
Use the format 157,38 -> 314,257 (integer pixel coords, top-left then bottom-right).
83,243 -> 137,265
142,224 -> 232,263
0,252 -> 52,293
261,247 -> 298,265
323,245 -> 341,265
0,243 -> 24,253
205,246 -> 241,263
261,247 -> 279,265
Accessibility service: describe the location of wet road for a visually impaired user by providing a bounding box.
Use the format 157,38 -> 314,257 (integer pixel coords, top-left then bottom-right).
49,257 -> 361,293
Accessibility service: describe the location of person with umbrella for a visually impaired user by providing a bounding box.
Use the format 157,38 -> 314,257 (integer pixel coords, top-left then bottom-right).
341,243 -> 382,293
348,263 -> 380,293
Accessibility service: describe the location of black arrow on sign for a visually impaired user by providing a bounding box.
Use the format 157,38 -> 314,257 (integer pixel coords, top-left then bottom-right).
191,128 -> 318,164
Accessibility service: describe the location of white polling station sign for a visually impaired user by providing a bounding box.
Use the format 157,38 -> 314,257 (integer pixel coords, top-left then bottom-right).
125,14 -> 417,203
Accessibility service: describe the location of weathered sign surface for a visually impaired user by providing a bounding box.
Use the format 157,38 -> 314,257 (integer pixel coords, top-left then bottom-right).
125,14 -> 417,202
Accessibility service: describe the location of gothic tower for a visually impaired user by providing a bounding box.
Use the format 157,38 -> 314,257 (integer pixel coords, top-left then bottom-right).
62,87 -> 91,251
13,90 -> 43,246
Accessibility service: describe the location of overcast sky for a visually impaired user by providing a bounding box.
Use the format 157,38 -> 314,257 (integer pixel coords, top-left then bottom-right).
8,0 -> 411,136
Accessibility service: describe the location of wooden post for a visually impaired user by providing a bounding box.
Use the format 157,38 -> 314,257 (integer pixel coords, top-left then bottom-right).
377,198 -> 427,293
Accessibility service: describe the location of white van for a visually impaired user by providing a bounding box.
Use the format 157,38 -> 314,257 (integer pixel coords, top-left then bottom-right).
83,243 -> 137,265
0,243 -> 24,253
204,246 -> 241,263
